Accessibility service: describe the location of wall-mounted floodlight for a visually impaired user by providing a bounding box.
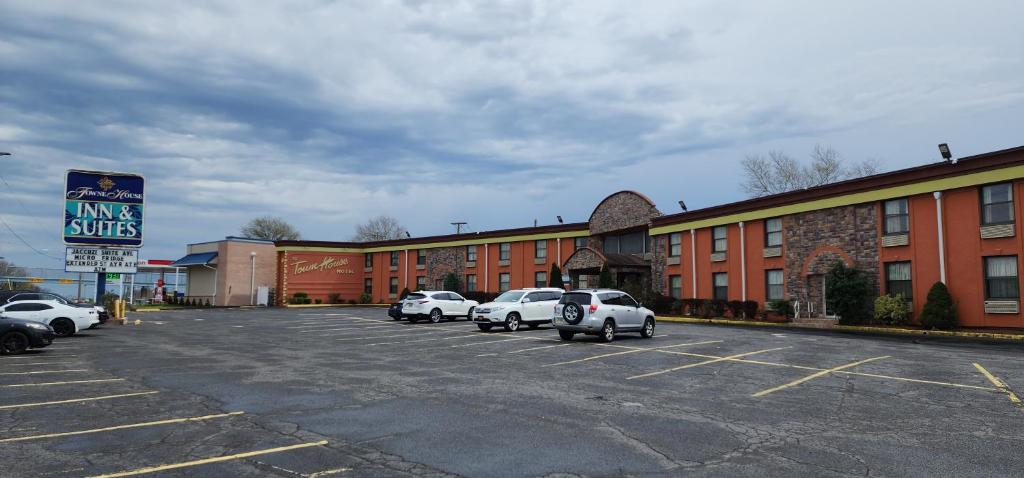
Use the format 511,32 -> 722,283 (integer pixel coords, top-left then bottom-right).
556,216 -> 563,224
938,143 -> 952,161
678,200 -> 688,212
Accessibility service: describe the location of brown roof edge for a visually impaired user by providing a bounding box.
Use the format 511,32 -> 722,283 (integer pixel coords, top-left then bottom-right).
653,145 -> 1024,227
275,222 -> 589,249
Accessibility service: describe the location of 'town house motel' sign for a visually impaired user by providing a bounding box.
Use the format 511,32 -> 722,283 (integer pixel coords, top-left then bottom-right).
63,170 -> 145,248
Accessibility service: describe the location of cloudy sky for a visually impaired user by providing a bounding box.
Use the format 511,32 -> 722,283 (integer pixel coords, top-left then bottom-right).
1,0 -> 1023,268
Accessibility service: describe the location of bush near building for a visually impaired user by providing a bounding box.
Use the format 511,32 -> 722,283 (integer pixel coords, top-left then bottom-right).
920,282 -> 958,329
825,262 -> 873,325
768,299 -> 795,321
549,263 -> 564,288
598,264 -> 614,288
359,292 -> 372,304
443,272 -> 462,293
874,294 -> 910,325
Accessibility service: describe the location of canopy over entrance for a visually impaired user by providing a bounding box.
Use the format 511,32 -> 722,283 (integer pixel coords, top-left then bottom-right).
563,247 -> 651,288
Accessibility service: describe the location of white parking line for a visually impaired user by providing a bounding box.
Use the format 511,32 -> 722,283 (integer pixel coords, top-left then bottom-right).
0,369 -> 91,376
301,325 -> 395,333
448,337 -> 538,348
508,343 -> 574,354
364,334 -> 484,346
542,340 -> 722,367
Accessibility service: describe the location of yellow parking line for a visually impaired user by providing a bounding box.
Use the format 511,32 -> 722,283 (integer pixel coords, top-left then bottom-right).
87,440 -> 329,478
0,369 -> 90,376
973,363 -> 1023,408
0,411 -> 244,443
0,391 -> 158,410
1,378 -> 126,388
542,340 -> 722,367
752,356 -> 890,397
627,347 -> 791,380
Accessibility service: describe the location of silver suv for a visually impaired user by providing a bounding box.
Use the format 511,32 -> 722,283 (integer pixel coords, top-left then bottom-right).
552,289 -> 656,342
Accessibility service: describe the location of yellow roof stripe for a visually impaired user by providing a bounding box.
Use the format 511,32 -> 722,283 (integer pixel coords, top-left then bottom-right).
276,229 -> 589,253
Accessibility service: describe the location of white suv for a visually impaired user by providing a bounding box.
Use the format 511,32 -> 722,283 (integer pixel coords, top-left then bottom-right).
401,291 -> 479,323
473,288 -> 564,332
552,289 -> 656,342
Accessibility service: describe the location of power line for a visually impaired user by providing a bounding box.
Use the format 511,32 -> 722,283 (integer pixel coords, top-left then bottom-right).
0,213 -> 62,261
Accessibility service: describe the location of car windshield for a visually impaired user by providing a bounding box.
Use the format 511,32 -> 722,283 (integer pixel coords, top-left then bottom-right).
406,293 -> 426,300
558,292 -> 592,305
493,291 -> 525,302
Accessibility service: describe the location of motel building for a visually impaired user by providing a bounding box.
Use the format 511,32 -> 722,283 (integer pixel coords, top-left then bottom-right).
275,145 -> 1024,329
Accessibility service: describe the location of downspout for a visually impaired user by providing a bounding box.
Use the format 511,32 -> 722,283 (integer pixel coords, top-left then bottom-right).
202,263 -> 218,306
484,243 -> 490,292
404,249 -> 409,289
690,229 -> 697,298
556,238 -> 561,266
934,192 -> 946,283
739,221 -> 747,301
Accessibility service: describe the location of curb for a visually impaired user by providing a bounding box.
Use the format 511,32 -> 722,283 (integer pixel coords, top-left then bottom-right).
657,316 -> 1024,342
283,304 -> 390,309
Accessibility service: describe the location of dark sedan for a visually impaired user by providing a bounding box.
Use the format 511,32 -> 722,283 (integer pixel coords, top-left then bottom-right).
388,302 -> 403,320
0,317 -> 56,355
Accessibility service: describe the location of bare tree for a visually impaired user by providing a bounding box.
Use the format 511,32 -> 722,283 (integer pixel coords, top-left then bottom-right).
0,259 -> 36,291
741,144 -> 884,197
352,215 -> 407,242
241,216 -> 301,241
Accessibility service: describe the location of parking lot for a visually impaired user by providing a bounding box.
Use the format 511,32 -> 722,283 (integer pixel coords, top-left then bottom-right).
1,307 -> 1022,477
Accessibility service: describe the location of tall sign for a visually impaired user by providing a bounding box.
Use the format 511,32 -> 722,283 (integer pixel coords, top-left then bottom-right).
63,170 -> 145,247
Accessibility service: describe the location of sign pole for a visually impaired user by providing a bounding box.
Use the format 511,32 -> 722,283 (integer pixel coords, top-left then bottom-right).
95,272 -> 106,304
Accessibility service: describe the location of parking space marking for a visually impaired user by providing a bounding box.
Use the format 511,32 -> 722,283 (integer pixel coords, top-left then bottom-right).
448,336 -> 537,348
301,325 -> 395,333
4,354 -> 78,359
5,362 -> 83,366
0,411 -> 244,443
751,356 -> 890,397
87,440 -> 329,478
508,343 -> 574,354
0,369 -> 90,376
0,391 -> 159,410
365,333 -> 484,346
1,378 -> 126,388
973,363 -> 1023,409
307,467 -> 352,477
335,329 -> 454,342
626,347 -> 791,380
542,340 -> 723,367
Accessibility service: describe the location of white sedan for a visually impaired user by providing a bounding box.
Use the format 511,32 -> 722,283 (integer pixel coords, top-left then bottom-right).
400,291 -> 479,323
0,300 -> 99,337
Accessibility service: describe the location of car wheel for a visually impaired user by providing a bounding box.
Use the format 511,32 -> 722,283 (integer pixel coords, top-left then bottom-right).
562,302 -> 584,325
504,313 -> 521,332
477,324 -> 492,331
407,316 -> 419,324
51,318 -> 76,337
429,308 -> 443,323
466,307 -> 475,321
392,314 -> 402,321
597,320 -> 615,342
640,318 -> 655,338
0,331 -> 29,355
558,329 -> 575,341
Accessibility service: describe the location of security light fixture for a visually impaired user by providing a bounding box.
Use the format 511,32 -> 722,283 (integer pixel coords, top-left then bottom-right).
405,231 -> 411,238
938,143 -> 952,161
678,200 -> 688,212
557,216 -> 563,224
0,152 -> 10,156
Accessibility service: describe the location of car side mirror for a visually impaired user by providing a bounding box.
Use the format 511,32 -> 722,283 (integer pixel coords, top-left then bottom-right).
522,298 -> 531,303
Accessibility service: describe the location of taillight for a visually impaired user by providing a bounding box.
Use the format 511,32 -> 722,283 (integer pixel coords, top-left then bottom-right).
588,304 -> 598,314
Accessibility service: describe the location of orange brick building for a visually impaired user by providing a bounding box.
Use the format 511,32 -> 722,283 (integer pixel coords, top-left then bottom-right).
276,145 -> 1024,329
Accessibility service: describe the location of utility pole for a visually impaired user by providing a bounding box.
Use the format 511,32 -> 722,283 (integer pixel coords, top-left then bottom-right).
450,222 -> 466,234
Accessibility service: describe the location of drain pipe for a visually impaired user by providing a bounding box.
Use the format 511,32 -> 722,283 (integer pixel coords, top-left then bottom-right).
739,221 -> 747,301
934,192 -> 947,283
202,263 -> 218,306
689,229 -> 697,298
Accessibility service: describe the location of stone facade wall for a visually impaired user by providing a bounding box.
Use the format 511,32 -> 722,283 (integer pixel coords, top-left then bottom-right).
589,191 -> 662,235
565,248 -> 604,271
426,246 -> 464,289
650,235 -> 668,293
783,204 -> 879,314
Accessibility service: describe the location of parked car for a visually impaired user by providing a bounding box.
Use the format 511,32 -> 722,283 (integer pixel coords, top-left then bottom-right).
0,317 -> 55,355
473,288 -> 564,331
401,291 -> 479,323
0,300 -> 100,337
388,302 -> 404,320
0,291 -> 108,327
552,289 -> 656,342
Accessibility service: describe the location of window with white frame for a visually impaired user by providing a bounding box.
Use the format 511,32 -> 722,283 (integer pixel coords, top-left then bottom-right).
883,199 -> 910,235
985,256 -> 1019,300
885,262 -> 912,300
466,245 -> 477,262
499,243 -> 511,261
765,269 -> 784,302
417,249 -> 426,266
981,183 -> 1014,226
712,272 -> 728,300
535,240 -> 547,259
669,233 -> 681,257
535,271 -> 547,288
764,218 -> 782,247
390,251 -> 399,267
713,226 -> 727,253
466,274 -> 477,292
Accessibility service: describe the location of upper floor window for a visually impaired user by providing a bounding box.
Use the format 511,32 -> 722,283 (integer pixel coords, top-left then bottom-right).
390,251 -> 399,267
364,253 -> 373,268
883,199 -> 909,235
985,256 -> 1019,300
575,237 -> 587,250
981,183 -> 1014,226
466,245 -> 477,262
499,243 -> 511,261
764,219 -> 782,247
712,226 -> 727,253
417,249 -> 427,266
669,233 -> 681,257
535,240 -> 547,259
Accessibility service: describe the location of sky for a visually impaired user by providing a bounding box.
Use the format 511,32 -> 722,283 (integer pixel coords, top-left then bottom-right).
1,0 -> 1023,269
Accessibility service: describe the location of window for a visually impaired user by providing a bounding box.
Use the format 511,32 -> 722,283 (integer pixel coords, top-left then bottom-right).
713,226 -> 727,252
466,245 -> 477,262
416,276 -> 426,290
669,275 -> 682,299
578,275 -> 588,289
449,292 -> 465,301
765,269 -> 784,302
364,253 -> 373,268
499,273 -> 511,292
885,262 -> 912,300
598,292 -> 622,305
575,237 -> 587,250
883,199 -> 909,235
669,233 -> 681,257
417,249 -> 426,266
764,218 -> 782,247
603,231 -> 649,255
466,274 -> 477,292
535,240 -> 547,259
389,277 -> 399,295
535,271 -> 547,288
712,272 -> 728,300
4,303 -> 48,312
981,183 -> 1014,226
364,278 -> 372,294
499,243 -> 511,261
985,256 -> 1019,300
620,294 -> 638,308
390,251 -> 399,267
